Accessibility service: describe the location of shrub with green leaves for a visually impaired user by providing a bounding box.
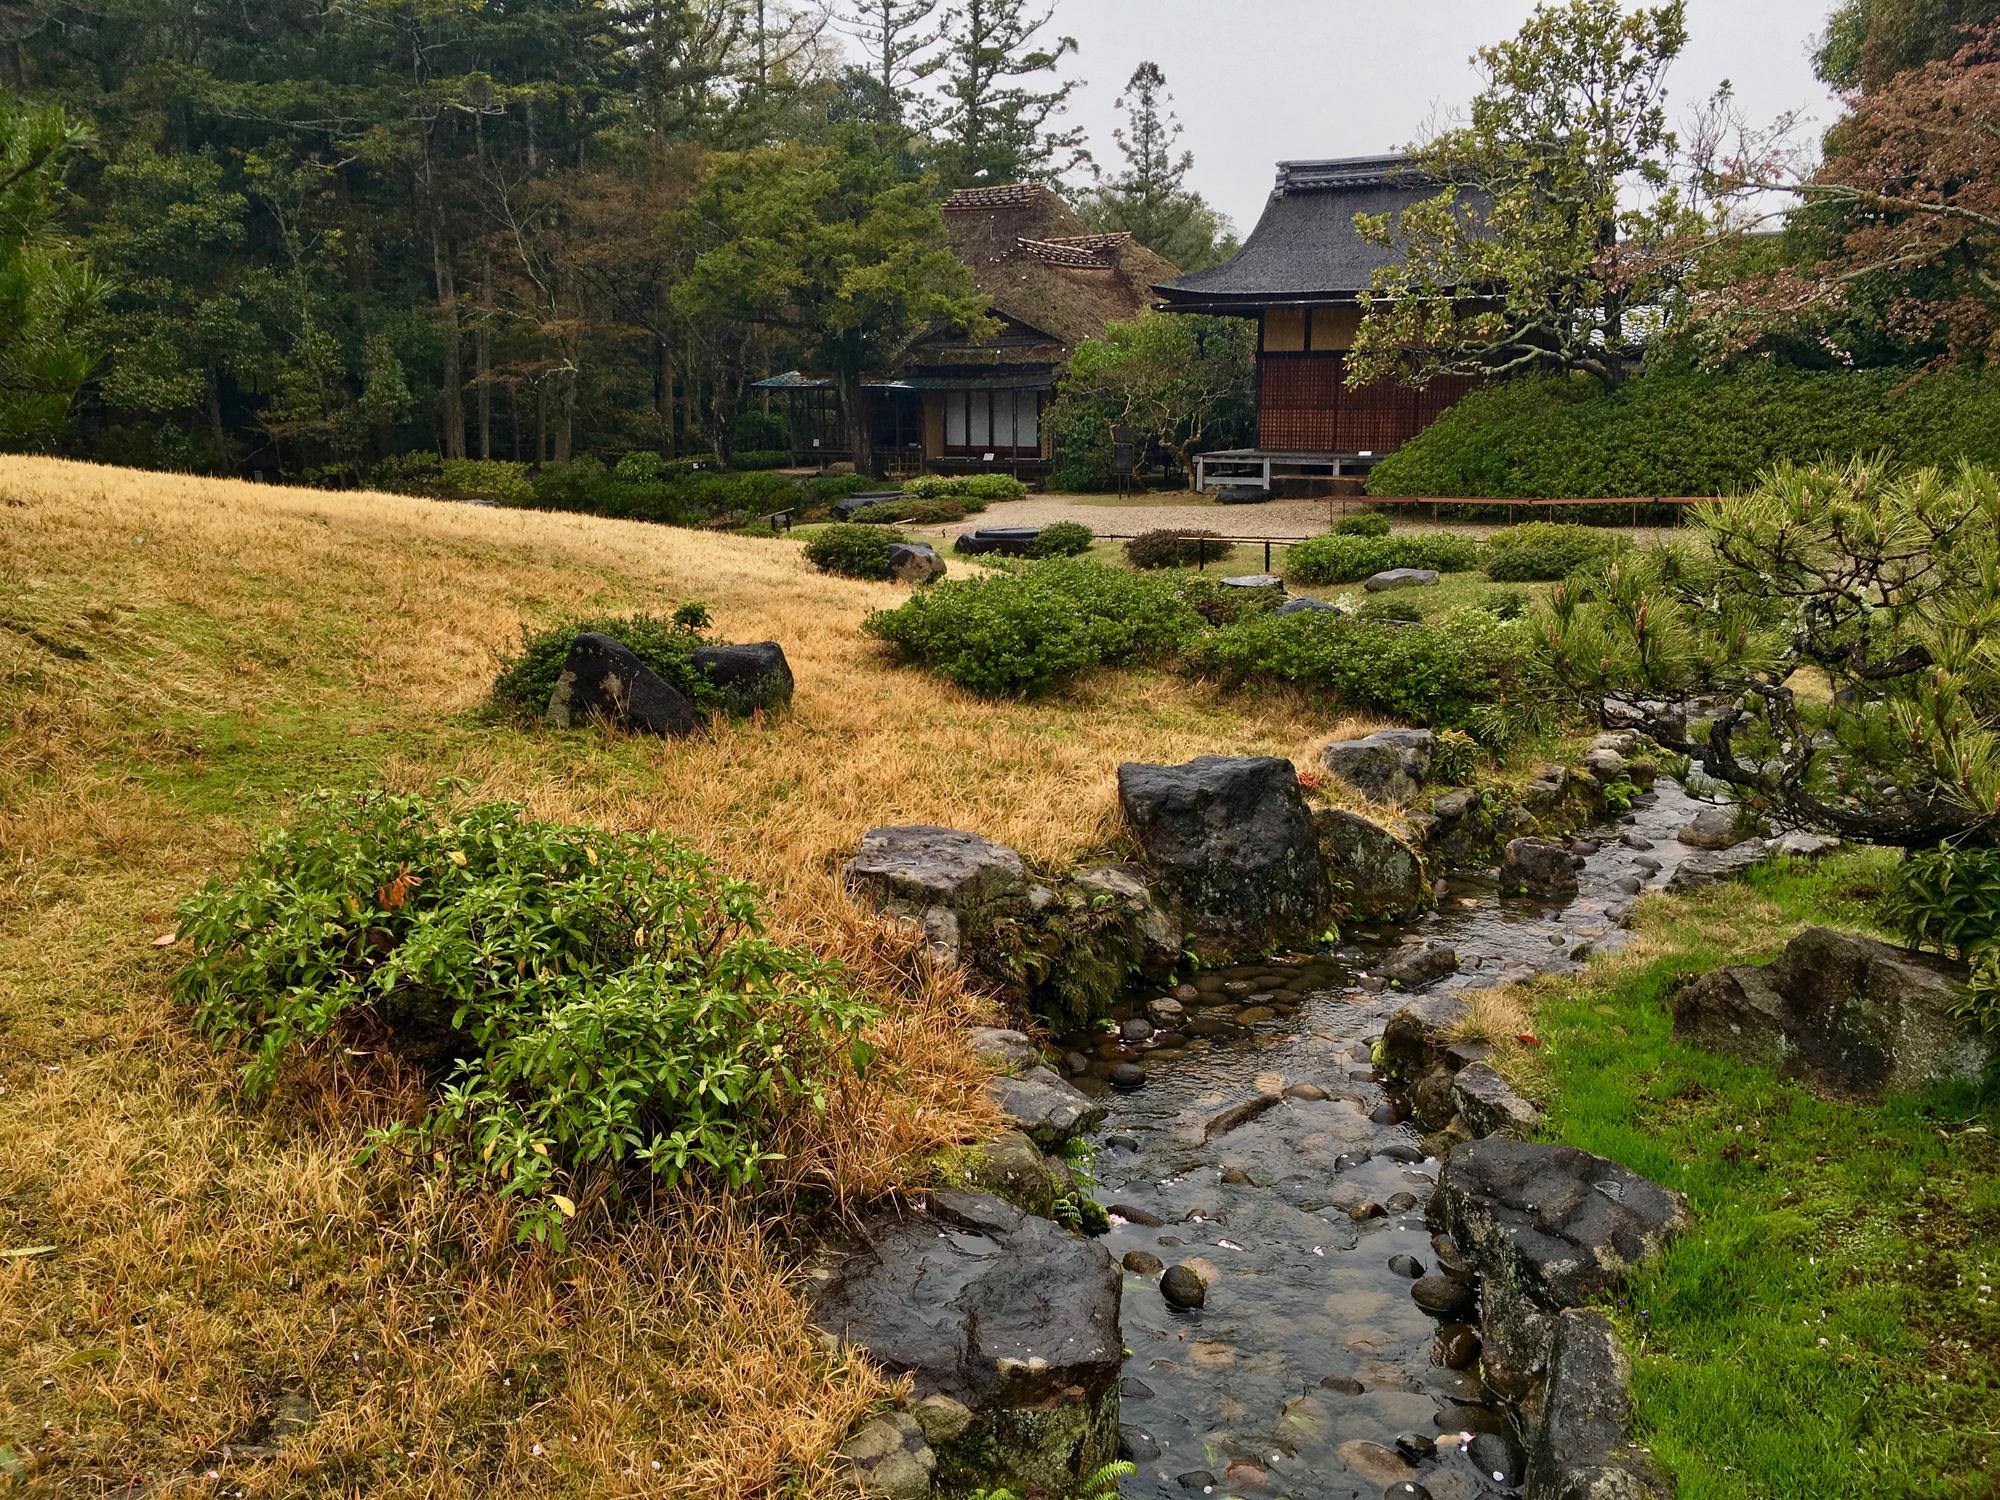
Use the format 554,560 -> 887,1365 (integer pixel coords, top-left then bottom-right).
1333,512 -> 1392,537
491,608 -> 720,720
864,559 -> 1201,696
1358,594 -> 1423,623
804,522 -> 906,579
1173,573 -> 1284,625
174,790 -> 879,1246
1028,520 -> 1094,558
1483,522 -> 1632,582
1885,843 -> 2000,1031
1124,528 -> 1222,569
370,453 -> 534,505
901,472 -> 1024,504
1284,531 -> 1484,585
1183,607 -> 1550,742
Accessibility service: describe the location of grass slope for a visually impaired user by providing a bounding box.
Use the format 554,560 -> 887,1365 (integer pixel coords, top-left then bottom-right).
0,458 -> 1364,1497
1493,856 -> 2000,1500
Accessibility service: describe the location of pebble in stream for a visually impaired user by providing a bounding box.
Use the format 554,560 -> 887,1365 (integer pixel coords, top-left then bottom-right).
1052,780 -> 1717,1499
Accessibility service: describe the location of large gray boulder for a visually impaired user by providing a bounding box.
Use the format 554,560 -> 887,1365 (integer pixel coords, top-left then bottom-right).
1525,1310 -> 1673,1500
1672,926 -> 1989,1099
1429,1138 -> 1690,1413
1117,756 -> 1329,962
1451,1061 -> 1542,1139
691,640 -> 793,716
987,1066 -> 1107,1150
545,632 -> 703,737
843,825 -> 1032,968
1318,727 -> 1436,803
810,1190 -> 1123,1494
1677,805 -> 1752,850
1364,568 -> 1440,592
886,541 -> 946,585
1313,807 -> 1428,918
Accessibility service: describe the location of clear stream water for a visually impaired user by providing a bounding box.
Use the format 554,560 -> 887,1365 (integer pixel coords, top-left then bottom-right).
1055,780 -> 1723,1500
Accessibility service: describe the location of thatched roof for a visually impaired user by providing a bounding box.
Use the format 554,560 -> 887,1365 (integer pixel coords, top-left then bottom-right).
1154,154 -> 1448,311
903,185 -> 1181,372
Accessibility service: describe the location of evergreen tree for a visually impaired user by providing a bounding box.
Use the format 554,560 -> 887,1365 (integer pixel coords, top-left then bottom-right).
1816,0 -> 2000,90
1076,60 -> 1237,271
929,0 -> 1085,186
835,0 -> 945,125
0,91 -> 100,447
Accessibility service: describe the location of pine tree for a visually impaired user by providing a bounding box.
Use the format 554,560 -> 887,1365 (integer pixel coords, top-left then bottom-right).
1077,61 -> 1236,270
836,0 -> 945,125
929,0 -> 1086,186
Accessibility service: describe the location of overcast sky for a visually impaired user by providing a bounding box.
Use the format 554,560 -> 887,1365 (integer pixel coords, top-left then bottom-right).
1010,0 -> 1841,232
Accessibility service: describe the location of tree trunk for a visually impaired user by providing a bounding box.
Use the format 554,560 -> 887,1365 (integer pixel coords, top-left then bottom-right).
476,254 -> 493,460
432,221 -> 466,460
839,367 -> 875,476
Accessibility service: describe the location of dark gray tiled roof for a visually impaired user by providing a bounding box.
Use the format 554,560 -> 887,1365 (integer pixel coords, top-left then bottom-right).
1155,153 -> 1446,306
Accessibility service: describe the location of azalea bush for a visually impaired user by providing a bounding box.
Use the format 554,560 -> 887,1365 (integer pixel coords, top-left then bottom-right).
175,791 -> 879,1246
1285,531 -> 1483,585
1483,521 -> 1631,581
491,607 -> 720,720
804,522 -> 906,579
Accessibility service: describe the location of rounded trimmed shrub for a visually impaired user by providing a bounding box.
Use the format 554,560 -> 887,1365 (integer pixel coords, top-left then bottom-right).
1284,532 -> 1484,585
1124,528 -> 1222,569
1333,512 -> 1392,537
1483,522 -> 1632,582
804,523 -> 906,579
492,609 -> 721,719
1029,521 -> 1094,558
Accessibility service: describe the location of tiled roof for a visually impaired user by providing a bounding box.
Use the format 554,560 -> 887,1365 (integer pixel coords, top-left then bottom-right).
1016,234 -> 1130,268
942,183 -> 1039,211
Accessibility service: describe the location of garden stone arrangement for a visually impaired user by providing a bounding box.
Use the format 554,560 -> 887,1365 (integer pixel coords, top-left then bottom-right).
544,631 -> 794,736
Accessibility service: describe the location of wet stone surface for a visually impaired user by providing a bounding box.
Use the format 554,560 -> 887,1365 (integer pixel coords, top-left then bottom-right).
1051,780 -> 1725,1499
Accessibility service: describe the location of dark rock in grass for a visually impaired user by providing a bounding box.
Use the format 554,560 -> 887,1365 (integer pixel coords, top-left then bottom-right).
1161,1263 -> 1207,1310
986,1066 -> 1107,1150
1378,939 -> 1459,990
1525,1308 -> 1675,1500
545,632 -> 702,737
1364,567 -> 1441,591
1429,1138 -> 1690,1414
1318,727 -> 1436,804
810,1190 -> 1121,1493
966,1027 -> 1038,1074
885,541 -> 946,584
1275,595 -> 1341,617
1500,837 -> 1580,897
1313,808 -> 1429,919
833,490 -> 904,520
1672,925 -> 1990,1100
1221,572 -> 1285,590
1117,756 -> 1329,961
1450,1061 -> 1541,1139
690,640 -> 792,715
833,1411 -> 935,1500
954,526 -> 1043,557
1410,1273 -> 1477,1318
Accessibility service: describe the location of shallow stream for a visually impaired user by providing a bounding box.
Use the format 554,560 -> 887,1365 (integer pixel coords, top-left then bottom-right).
1057,780 -> 1721,1499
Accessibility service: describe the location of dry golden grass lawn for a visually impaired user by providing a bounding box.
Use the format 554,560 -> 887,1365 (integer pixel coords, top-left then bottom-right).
0,458 -> 1364,1498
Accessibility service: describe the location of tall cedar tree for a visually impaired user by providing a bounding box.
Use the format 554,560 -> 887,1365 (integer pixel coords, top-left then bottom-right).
1350,0 -> 1700,392
1077,61 -> 1236,271
836,0 -> 946,125
929,0 -> 1086,186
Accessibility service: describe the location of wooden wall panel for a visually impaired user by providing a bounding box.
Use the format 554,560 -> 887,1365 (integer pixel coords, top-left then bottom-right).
1256,352 -> 1480,453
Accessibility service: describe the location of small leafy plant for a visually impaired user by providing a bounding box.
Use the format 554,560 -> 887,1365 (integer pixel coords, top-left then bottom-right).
1885,842 -> 2000,1030
174,790 -> 879,1246
1333,511 -> 1392,537
1482,521 -> 1631,582
902,472 -> 1024,503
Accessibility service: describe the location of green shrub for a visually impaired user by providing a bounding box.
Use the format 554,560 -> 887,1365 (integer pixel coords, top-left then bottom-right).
801,473 -> 875,505
1483,522 -> 1633,582
902,473 -> 1025,504
1029,521 -> 1094,558
370,453 -> 534,505
1173,573 -> 1284,625
1284,531 -> 1484,585
804,522 -> 905,579
864,560 -> 1201,696
853,497 -> 968,524
173,789 -> 877,1247
1367,366 -> 2000,501
1885,843 -> 2000,1031
491,610 -> 720,720
731,449 -> 792,471
1430,727 -> 1480,783
1124,528 -> 1222,569
1358,595 -> 1423,623
1333,512 -> 1392,537
1183,607 -> 1550,740
1476,588 -> 1529,619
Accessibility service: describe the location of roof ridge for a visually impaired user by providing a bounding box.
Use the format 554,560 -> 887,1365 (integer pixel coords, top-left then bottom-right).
1015,235 -> 1119,268
943,182 -> 1041,211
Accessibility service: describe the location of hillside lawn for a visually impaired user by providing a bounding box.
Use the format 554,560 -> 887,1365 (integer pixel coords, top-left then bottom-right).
0,458 -> 1372,1498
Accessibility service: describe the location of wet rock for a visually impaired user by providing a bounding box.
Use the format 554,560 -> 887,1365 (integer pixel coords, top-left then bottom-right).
1381,994 -> 1472,1081
1337,1438 -> 1416,1484
1219,1166 -> 1258,1186
1385,1192 -> 1420,1214
1672,925 -> 1990,1099
1313,808 -> 1429,919
1435,1324 -> 1482,1370
1677,804 -> 1753,850
1610,874 -> 1643,895
1119,1017 -> 1154,1042
1618,831 -> 1655,851
1500,837 -> 1580,898
1062,1050 -> 1091,1077
1521,764 -> 1571,814
986,1066 -> 1106,1149
1147,996 -> 1186,1026
545,632 -> 703,737
1430,1235 -> 1474,1278
1450,1062 -> 1541,1139
1384,1485 -> 1433,1500
1071,862 -> 1183,981
1469,1430 -> 1524,1486
1579,747 -> 1626,784
833,1410 -> 935,1499
1318,727 -> 1436,804
1432,787 -> 1479,821
1285,1081 -> 1330,1101
1378,940 -> 1459,990
1429,1139 -> 1690,1413
1334,1149 -> 1374,1171
1118,1424 -> 1160,1462
967,1130 -> 1070,1216
1176,1472 -> 1217,1492
1410,1273 -> 1477,1318
966,1027 -> 1039,1074
1277,1393 -> 1331,1444
1632,855 -> 1661,874
1380,1144 -> 1427,1166
1120,1376 -> 1155,1399
910,1391 -> 974,1446
690,640 -> 793,716
1394,1432 -> 1436,1461
1412,1068 -> 1458,1131
1387,1253 -> 1425,1278
1108,1062 -> 1148,1091
1369,1102 -> 1402,1125
1435,1403 -> 1512,1438
810,1191 -> 1121,1493
884,541 -> 946,584
1161,1263 -> 1207,1309
1117,756 -> 1329,961
1109,1203 -> 1164,1227
1320,1374 -> 1366,1394
1203,1093 -> 1284,1141
844,824 -> 1029,966
1523,1307 -> 1675,1499
1121,1250 -> 1164,1276
1364,567 -> 1440,591
1444,1038 -> 1494,1072
1349,1201 -> 1387,1222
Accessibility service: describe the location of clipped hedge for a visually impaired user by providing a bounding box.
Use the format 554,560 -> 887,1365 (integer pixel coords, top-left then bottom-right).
1482,522 -> 1632,582
901,473 -> 1027,503
804,523 -> 906,579
1333,512 -> 1392,537
1028,521 -> 1094,557
1125,528 -> 1222,569
1368,366 -> 2000,500
1285,531 -> 1484,585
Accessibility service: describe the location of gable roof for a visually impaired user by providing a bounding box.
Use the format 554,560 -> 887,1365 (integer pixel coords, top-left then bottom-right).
908,185 -> 1180,369
1153,154 -> 1447,311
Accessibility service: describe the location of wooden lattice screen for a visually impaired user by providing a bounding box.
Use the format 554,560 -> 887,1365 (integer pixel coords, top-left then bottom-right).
1257,353 -> 1476,452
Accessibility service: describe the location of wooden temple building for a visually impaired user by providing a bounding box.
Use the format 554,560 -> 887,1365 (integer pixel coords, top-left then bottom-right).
755,183 -> 1175,474
1152,154 -> 1478,493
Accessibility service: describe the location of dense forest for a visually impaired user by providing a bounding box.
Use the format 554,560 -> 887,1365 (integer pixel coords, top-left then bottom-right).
0,0 -> 1235,479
